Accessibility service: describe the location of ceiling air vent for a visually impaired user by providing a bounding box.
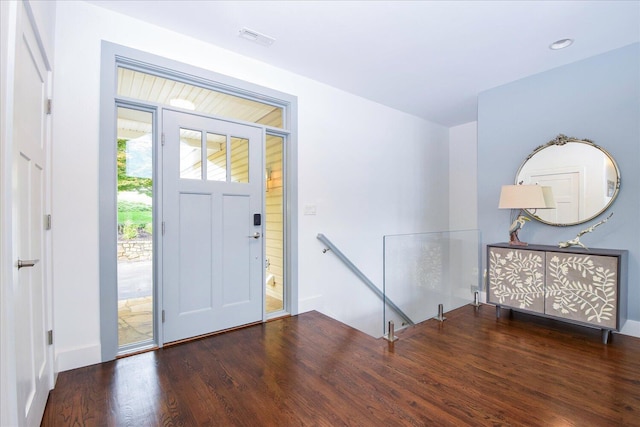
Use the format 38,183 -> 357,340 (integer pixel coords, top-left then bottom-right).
239,27 -> 275,47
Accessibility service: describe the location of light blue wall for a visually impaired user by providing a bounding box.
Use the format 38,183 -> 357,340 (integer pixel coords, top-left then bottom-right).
478,43 -> 640,321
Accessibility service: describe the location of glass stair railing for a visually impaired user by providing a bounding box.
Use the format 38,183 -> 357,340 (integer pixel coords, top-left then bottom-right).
317,230 -> 481,339
383,229 -> 481,336
317,233 -> 413,329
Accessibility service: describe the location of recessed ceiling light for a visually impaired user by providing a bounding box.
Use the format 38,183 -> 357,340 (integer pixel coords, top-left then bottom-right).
169,98 -> 195,110
549,38 -> 574,50
239,27 -> 276,47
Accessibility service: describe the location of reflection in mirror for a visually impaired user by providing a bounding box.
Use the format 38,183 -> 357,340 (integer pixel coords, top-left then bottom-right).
516,134 -> 620,226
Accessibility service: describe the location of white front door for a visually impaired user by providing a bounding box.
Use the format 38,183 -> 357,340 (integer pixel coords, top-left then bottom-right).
162,110 -> 264,343
11,2 -> 52,424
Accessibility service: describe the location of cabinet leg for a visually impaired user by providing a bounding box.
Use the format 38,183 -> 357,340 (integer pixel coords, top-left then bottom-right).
602,329 -> 611,345
495,305 -> 500,319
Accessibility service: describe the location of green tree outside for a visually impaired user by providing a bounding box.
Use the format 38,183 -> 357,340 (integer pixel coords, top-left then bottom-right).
118,138 -> 152,239
117,138 -> 152,197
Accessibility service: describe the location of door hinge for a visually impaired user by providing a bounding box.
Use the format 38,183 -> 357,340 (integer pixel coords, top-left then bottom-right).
161,132 -> 165,146
162,310 -> 165,323
44,214 -> 52,230
162,221 -> 165,235
46,99 -> 52,115
47,330 -> 53,345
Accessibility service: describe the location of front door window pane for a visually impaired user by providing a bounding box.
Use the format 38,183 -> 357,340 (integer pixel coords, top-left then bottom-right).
230,136 -> 249,183
180,128 -> 202,180
116,107 -> 154,348
206,132 -> 227,181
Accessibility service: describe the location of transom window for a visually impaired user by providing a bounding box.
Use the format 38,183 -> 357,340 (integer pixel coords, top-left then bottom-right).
117,67 -> 284,128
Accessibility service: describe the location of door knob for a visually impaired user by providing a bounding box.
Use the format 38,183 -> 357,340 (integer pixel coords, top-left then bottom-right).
17,259 -> 39,269
249,232 -> 261,239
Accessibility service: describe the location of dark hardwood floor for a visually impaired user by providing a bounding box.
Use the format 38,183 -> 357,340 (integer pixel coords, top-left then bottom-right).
42,305 -> 640,426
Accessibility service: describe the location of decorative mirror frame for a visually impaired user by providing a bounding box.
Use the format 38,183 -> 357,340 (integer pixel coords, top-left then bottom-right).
515,134 -> 621,227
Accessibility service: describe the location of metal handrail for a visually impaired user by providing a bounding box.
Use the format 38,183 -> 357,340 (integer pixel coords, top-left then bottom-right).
317,233 -> 414,326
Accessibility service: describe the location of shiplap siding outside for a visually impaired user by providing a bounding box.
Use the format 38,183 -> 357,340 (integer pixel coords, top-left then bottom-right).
265,135 -> 284,305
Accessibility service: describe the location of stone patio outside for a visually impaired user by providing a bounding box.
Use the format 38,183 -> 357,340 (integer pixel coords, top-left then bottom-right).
118,293 -> 283,347
118,296 -> 153,347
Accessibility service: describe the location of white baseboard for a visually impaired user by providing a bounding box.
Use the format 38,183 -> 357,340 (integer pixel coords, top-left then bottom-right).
619,320 -> 640,338
297,295 -> 322,314
55,343 -> 101,372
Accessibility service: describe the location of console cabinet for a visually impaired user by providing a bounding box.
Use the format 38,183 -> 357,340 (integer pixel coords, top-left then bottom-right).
487,243 -> 628,343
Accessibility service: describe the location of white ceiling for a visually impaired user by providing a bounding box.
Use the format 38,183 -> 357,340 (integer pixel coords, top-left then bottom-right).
86,0 -> 640,127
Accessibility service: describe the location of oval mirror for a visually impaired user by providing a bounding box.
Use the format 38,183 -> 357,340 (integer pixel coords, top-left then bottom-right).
515,134 -> 620,226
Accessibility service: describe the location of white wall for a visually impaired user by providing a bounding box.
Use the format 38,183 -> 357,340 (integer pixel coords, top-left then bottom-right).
449,121 -> 478,230
52,1 -> 450,370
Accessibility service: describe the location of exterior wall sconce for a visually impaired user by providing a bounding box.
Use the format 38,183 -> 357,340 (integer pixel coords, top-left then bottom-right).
266,167 -> 272,192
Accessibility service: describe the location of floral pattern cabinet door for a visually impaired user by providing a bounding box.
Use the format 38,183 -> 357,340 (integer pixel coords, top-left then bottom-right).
488,247 -> 545,314
487,243 -> 628,342
545,252 -> 618,328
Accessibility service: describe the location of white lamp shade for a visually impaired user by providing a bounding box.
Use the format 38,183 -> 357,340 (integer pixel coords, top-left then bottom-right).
498,185 -> 556,209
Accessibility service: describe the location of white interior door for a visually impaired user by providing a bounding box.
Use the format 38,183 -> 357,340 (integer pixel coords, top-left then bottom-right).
526,171 -> 581,224
162,110 -> 264,343
12,2 -> 52,425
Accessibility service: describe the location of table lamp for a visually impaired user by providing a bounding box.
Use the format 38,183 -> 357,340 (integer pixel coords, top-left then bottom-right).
498,185 -> 556,246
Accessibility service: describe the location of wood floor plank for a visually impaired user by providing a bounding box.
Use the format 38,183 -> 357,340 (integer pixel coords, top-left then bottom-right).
42,306 -> 640,426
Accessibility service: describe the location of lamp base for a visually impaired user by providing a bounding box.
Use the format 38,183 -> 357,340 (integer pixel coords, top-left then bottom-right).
509,230 -> 528,246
